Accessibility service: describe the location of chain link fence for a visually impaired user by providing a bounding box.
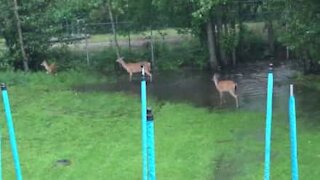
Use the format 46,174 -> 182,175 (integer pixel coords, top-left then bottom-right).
58,20 -> 201,71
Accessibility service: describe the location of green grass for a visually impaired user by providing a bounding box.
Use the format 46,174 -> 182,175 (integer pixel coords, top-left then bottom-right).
0,71 -> 319,179
295,74 -> 320,90
88,28 -> 191,43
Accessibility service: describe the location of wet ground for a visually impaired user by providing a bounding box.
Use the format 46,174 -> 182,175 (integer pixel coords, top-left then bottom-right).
74,62 -> 314,114
74,61 -> 320,179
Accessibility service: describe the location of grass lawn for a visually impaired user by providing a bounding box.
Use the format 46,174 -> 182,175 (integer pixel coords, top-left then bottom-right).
88,28 -> 192,43
0,71 -> 318,179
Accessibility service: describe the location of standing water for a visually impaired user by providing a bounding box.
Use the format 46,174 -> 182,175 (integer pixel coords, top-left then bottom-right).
74,62 -> 309,113
74,61 -> 320,179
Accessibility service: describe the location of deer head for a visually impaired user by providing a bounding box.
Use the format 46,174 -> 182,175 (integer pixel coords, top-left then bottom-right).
116,57 -> 125,64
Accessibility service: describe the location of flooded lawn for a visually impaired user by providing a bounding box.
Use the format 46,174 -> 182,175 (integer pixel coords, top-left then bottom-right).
74,62 -> 311,114
74,62 -> 320,179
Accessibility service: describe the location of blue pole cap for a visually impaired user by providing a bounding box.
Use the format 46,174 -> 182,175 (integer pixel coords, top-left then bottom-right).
1,83 -> 6,90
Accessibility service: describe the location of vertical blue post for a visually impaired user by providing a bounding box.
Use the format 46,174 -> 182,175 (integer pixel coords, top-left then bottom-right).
289,85 -> 299,180
147,108 -> 156,180
264,64 -> 273,180
1,83 -> 23,180
0,127 -> 2,180
140,67 -> 148,180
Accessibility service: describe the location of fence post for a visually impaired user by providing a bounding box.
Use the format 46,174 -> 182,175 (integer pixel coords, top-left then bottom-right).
289,84 -> 299,180
1,83 -> 23,180
264,64 -> 273,180
84,24 -> 90,66
147,108 -> 156,180
150,28 -> 155,68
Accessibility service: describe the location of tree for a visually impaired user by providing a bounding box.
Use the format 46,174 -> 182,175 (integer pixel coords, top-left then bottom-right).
106,0 -> 121,58
279,0 -> 320,72
0,0 -> 64,71
12,0 -> 29,71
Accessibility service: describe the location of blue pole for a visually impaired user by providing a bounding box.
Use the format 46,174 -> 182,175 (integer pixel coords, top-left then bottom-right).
289,85 -> 299,180
140,67 -> 148,180
264,64 -> 273,180
0,127 -> 2,180
147,108 -> 156,180
1,83 -> 23,180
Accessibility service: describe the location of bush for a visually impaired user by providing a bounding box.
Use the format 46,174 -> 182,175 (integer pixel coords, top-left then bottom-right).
238,25 -> 267,62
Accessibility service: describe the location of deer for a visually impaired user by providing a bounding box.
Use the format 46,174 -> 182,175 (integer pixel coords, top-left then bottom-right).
116,57 -> 152,82
40,60 -> 57,75
212,73 -> 239,108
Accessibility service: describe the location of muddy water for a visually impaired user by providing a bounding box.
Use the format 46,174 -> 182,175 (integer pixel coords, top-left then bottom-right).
74,62 -> 314,114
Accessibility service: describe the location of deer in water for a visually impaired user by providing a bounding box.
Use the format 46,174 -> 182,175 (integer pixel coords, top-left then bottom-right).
116,57 -> 152,82
212,73 -> 239,108
40,60 -> 57,75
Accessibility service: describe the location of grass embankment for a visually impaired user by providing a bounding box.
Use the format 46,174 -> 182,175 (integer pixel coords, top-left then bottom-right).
295,74 -> 320,90
88,28 -> 191,43
0,71 -> 318,179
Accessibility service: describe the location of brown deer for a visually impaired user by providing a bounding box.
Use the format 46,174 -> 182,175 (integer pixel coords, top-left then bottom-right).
116,57 -> 152,82
212,73 -> 239,108
40,60 -> 57,75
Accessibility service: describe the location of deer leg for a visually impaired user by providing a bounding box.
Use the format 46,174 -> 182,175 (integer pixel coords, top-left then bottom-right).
219,92 -> 223,106
145,71 -> 152,82
129,73 -> 132,82
229,90 -> 239,108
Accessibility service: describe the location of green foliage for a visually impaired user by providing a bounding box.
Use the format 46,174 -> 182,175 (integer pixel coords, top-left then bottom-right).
238,24 -> 267,62
0,0 -> 66,70
0,50 -> 15,71
64,37 -> 206,72
0,0 -> 319,72
46,46 -> 86,71
156,40 -> 207,70
277,0 -> 320,72
220,28 -> 238,54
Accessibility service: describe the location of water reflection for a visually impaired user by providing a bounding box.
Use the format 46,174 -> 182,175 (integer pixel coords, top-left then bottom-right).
74,62 -> 317,115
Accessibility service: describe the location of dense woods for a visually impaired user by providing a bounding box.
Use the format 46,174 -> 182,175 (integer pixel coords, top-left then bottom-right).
0,0 -> 319,72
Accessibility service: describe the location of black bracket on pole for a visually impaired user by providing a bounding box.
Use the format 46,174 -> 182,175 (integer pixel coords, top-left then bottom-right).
147,108 -> 153,121
268,63 -> 273,73
1,83 -> 6,91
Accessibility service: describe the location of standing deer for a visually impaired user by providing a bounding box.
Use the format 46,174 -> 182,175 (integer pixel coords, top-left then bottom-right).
212,73 -> 239,108
116,57 -> 152,82
40,60 -> 57,75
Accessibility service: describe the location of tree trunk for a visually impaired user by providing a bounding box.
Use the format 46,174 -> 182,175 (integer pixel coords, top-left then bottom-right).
231,20 -> 237,66
224,23 -> 230,65
106,0 -> 121,58
237,1 -> 244,62
206,18 -> 218,70
216,8 -> 227,66
12,0 -> 29,71
266,19 -> 275,57
150,29 -> 155,69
